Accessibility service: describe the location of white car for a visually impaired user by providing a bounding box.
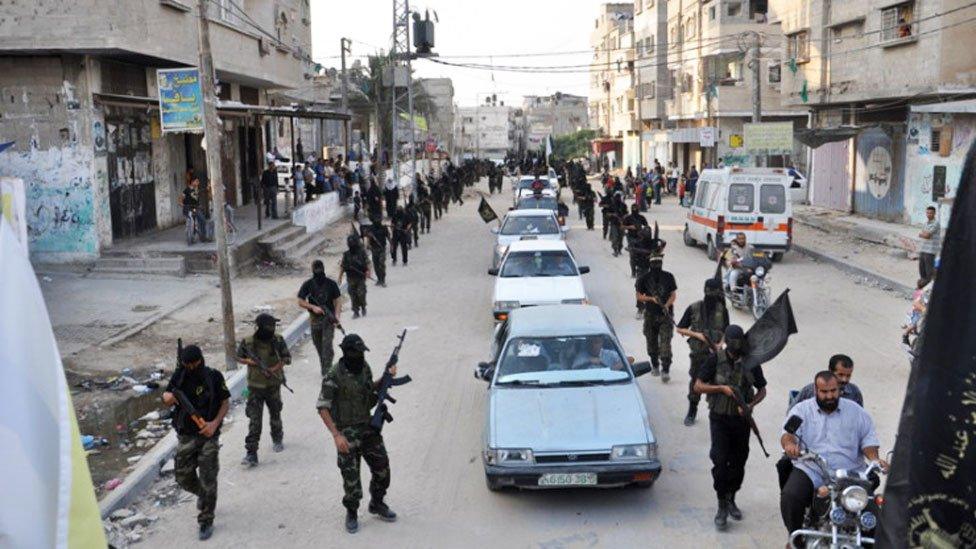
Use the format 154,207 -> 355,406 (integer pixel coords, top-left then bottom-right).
490,209 -> 565,268
488,240 -> 589,322
514,176 -> 558,204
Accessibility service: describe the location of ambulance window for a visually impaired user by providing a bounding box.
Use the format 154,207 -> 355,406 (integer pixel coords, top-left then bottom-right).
760,184 -> 786,214
695,182 -> 710,207
728,184 -> 754,212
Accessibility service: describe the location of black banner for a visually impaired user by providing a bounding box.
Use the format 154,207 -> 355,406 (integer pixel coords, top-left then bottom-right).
741,290 -> 798,371
478,197 -> 498,224
878,142 -> 976,548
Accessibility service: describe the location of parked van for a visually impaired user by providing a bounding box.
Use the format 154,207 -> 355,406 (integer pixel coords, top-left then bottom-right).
682,167 -> 793,261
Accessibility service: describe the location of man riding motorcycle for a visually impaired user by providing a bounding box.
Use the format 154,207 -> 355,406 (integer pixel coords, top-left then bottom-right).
780,371 -> 889,546
723,233 -> 754,292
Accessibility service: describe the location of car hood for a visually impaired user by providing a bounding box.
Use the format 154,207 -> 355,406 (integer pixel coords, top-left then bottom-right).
496,234 -> 561,246
493,276 -> 585,303
489,384 -> 652,451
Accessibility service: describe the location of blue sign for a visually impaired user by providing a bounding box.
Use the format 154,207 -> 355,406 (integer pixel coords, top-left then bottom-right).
156,68 -> 204,133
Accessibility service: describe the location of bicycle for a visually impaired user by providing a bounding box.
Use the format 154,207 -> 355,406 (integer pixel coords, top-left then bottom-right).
185,208 -> 204,246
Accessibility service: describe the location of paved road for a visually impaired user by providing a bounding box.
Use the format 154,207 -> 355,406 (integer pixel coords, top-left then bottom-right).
142,178 -> 910,548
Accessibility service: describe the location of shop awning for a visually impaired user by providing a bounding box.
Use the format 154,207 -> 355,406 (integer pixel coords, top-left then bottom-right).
911,99 -> 976,114
793,127 -> 861,148
91,94 -> 350,121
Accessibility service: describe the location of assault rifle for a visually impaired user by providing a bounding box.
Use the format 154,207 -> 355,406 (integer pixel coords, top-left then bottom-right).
369,329 -> 413,432
307,294 -> 346,336
239,339 -> 295,394
172,388 -> 207,431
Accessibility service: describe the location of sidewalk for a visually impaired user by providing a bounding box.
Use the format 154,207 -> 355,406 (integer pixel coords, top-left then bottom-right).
791,205 -> 923,297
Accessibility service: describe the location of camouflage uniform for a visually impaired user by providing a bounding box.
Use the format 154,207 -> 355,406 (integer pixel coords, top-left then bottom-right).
342,248 -> 370,314
685,300 -> 728,405
238,335 -> 291,453
317,358 -> 391,512
175,435 -> 220,526
636,268 -> 677,374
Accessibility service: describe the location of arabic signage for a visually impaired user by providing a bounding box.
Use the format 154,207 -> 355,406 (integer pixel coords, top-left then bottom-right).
743,122 -> 794,154
157,68 -> 204,133
699,127 -> 716,147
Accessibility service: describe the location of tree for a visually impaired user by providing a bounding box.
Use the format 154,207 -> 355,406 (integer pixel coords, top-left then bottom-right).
553,129 -> 598,160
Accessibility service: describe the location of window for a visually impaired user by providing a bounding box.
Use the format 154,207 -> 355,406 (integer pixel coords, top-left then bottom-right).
768,63 -> 782,83
881,1 -> 915,42
695,182 -> 710,207
759,184 -> 786,214
787,31 -> 810,62
686,15 -> 696,38
705,54 -> 744,85
728,184 -> 755,213
709,6 -> 717,20
668,70 -> 678,99
727,1 -> 742,17
496,335 -> 629,384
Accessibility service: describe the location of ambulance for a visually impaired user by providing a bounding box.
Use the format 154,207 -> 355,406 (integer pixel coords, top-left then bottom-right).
682,167 -> 794,261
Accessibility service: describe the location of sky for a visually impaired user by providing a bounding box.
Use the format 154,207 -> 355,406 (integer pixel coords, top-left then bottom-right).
310,0 -> 605,107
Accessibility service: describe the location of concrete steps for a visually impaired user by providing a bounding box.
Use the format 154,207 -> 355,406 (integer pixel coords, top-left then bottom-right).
91,255 -> 187,277
258,222 -> 332,262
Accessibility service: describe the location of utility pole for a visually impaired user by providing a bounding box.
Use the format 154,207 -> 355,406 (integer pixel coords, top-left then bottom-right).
340,37 -> 351,161
749,31 -> 763,167
194,0 -> 236,370
390,0 -> 417,197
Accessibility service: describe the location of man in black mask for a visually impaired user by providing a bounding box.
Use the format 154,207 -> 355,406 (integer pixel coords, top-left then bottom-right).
317,334 -> 398,533
237,313 -> 291,467
621,204 -> 649,277
390,205 -> 411,266
298,260 -> 343,376
340,234 -> 371,318
636,255 -> 677,381
607,193 -> 627,256
163,345 -> 230,540
677,278 -> 729,426
362,216 -> 390,287
694,325 -> 768,531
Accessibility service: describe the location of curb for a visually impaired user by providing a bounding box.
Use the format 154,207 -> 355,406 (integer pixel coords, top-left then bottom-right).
97,313 -> 311,518
792,243 -> 914,298
97,292 -> 204,349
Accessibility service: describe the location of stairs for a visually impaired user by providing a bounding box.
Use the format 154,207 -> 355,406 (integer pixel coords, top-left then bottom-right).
258,223 -> 332,262
90,253 -> 187,277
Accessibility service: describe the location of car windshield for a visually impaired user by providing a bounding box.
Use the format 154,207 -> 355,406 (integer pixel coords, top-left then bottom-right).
500,250 -> 578,277
517,197 -> 557,211
496,335 -> 630,385
500,216 -> 559,236
518,179 -> 552,191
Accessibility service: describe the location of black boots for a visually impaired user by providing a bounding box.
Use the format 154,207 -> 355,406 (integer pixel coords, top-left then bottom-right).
727,493 -> 743,521
241,452 -> 258,467
714,498 -> 729,531
683,402 -> 698,426
649,356 -> 660,377
345,510 -> 359,533
661,363 -> 671,383
369,500 -> 398,522
198,523 -> 214,541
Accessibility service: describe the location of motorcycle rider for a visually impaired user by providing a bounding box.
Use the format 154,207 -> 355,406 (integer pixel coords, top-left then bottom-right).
791,354 -> 863,409
723,233 -> 754,292
780,371 -> 888,543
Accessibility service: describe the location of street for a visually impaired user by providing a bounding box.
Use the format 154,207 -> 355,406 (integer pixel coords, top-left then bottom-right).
138,179 -> 910,548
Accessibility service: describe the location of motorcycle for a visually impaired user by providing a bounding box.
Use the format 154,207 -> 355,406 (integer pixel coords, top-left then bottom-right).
724,251 -> 773,319
785,416 -> 885,549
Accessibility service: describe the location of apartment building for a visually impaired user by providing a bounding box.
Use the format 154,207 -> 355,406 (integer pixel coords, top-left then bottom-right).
590,3 -> 636,168
417,78 -> 456,156
0,0 -> 318,262
771,0 -> 976,225
457,104 -> 514,160
663,0 -> 807,173
634,0 -> 671,165
521,93 -> 590,153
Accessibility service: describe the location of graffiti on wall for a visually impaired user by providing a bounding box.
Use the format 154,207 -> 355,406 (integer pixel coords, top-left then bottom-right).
6,146 -> 98,255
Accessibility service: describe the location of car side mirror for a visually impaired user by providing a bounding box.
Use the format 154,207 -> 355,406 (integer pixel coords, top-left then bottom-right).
632,361 -> 653,377
490,227 -> 499,234
487,268 -> 499,276
578,266 -> 590,274
475,362 -> 495,382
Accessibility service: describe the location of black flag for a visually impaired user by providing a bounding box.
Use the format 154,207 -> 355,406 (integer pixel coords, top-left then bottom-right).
741,290 -> 798,371
478,197 -> 498,224
877,141 -> 976,548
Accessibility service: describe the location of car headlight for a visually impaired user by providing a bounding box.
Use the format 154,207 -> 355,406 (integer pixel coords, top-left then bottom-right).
611,444 -> 652,461
494,300 -> 520,311
755,266 -> 766,276
561,298 -> 588,304
841,485 -> 869,512
484,448 -> 533,465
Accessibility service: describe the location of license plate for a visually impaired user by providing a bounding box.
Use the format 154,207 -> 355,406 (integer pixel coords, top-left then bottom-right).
537,473 -> 597,486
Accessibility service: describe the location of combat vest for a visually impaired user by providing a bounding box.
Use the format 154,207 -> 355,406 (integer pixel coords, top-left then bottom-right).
689,300 -> 727,355
342,249 -> 369,280
706,352 -> 755,416
241,335 -> 287,389
330,359 -> 378,428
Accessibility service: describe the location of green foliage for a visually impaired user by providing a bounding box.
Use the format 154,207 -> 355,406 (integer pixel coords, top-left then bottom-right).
552,129 -> 599,160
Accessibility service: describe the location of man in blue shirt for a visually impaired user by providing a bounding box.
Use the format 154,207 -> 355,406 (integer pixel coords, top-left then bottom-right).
779,371 -> 888,539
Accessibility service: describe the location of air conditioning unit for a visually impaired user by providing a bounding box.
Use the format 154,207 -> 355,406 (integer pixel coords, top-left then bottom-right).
258,37 -> 271,56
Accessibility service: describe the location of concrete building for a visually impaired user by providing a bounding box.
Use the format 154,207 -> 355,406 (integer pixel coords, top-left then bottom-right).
0,0 -> 321,262
771,0 -> 976,226
590,3 -> 636,168
634,0 -> 671,166
662,0 -> 807,174
456,104 -> 514,160
521,93 -> 589,153
416,78 -> 456,157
